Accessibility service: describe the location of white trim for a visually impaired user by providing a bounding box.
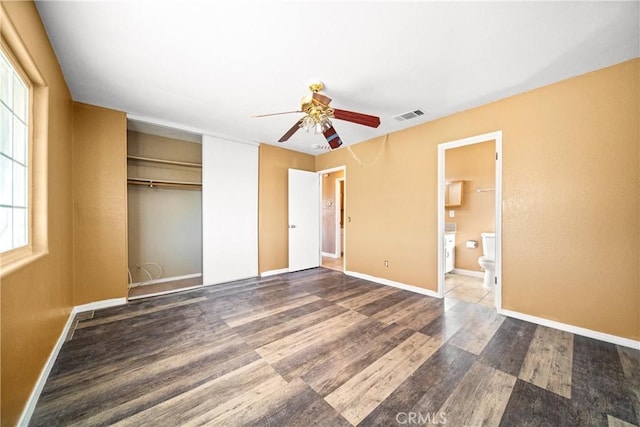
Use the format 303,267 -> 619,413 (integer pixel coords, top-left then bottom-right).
321,252 -> 340,259
438,131 -> 502,309
345,270 -> 439,298
17,310 -> 75,426
73,297 -> 127,313
317,165 -> 345,174
127,285 -> 203,301
129,273 -> 202,288
499,309 -> 640,350
17,296 -> 127,426
260,268 -> 289,277
335,177 -> 344,259
451,268 -> 484,278
317,166 -> 347,271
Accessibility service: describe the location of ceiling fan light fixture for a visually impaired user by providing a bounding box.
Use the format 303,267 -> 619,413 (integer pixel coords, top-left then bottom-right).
300,111 -> 333,134
315,120 -> 332,134
300,115 -> 316,132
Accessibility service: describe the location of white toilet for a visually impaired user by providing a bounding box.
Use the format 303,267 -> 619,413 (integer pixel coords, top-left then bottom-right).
478,233 -> 496,288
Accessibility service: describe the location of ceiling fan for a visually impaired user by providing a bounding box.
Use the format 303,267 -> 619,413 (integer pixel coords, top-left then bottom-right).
253,82 -> 381,149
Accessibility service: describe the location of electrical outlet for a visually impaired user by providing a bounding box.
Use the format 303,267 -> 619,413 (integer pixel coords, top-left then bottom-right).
384,260 -> 389,267
449,210 -> 455,218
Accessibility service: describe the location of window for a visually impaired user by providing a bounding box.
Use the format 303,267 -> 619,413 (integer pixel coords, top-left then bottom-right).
0,49 -> 29,253
1,5 -> 48,276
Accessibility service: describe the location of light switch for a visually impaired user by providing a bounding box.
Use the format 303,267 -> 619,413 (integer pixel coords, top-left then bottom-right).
449,210 -> 455,218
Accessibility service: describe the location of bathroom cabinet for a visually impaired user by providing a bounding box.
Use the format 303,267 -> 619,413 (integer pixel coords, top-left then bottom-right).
444,233 -> 456,273
445,181 -> 464,207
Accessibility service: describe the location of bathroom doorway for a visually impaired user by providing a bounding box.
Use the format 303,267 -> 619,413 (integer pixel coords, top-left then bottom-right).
437,131 -> 502,310
319,166 -> 345,272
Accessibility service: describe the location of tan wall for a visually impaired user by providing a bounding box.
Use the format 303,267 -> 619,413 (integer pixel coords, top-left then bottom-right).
316,134 -> 435,287
258,144 -> 314,273
0,2 -> 74,424
127,131 -> 202,283
317,59 -> 639,340
445,141 -> 495,271
72,103 -> 128,304
321,170 -> 344,254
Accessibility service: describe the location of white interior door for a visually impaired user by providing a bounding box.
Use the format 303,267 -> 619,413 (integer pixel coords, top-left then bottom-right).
288,169 -> 320,272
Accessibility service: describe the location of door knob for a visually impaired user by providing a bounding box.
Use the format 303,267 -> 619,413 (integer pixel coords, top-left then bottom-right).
290,224 -> 296,228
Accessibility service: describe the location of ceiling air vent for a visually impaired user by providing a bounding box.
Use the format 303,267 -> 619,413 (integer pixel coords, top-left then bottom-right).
393,109 -> 426,121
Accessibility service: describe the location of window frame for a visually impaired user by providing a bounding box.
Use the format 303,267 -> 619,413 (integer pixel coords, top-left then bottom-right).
0,4 -> 49,277
1,45 -> 31,255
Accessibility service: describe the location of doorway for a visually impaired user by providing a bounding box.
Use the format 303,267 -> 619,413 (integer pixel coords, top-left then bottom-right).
437,131 -> 502,310
319,166 -> 345,272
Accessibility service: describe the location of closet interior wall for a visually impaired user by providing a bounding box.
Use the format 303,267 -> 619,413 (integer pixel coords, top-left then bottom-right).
126,130 -> 203,286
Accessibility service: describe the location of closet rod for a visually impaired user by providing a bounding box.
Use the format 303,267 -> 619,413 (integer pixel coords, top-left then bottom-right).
127,155 -> 202,168
127,178 -> 202,189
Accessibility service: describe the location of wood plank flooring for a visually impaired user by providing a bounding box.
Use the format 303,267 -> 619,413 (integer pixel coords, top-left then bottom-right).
31,268 -> 639,426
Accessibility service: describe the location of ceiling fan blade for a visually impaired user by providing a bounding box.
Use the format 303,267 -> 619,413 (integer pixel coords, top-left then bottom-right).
251,110 -> 303,118
333,108 -> 381,128
279,119 -> 303,142
322,125 -> 343,150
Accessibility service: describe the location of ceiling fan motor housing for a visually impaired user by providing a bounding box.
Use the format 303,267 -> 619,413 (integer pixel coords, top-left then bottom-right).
301,92 -> 332,113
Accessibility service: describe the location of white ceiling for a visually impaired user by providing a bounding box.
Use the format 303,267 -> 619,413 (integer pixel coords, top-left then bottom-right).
36,1 -> 639,154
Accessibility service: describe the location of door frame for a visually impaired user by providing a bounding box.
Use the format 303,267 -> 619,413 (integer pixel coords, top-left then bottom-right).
437,131 -> 503,310
335,177 -> 345,258
318,166 -> 346,268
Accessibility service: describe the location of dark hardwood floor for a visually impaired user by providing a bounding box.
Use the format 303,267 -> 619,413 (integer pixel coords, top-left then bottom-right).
31,268 -> 639,426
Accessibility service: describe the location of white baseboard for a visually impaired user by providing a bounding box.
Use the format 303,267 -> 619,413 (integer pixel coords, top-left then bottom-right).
260,268 -> 289,277
321,252 -> 340,259
129,273 -> 202,288
500,309 -> 640,350
73,297 -> 127,313
452,268 -> 484,278
345,270 -> 440,298
17,309 -> 75,426
346,270 -> 639,349
17,296 -> 127,426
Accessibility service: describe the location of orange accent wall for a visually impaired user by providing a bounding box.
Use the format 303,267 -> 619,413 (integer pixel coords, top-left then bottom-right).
72,103 -> 128,304
258,144 -> 315,273
0,2 -> 74,424
1,5 -> 128,423
316,59 -> 639,341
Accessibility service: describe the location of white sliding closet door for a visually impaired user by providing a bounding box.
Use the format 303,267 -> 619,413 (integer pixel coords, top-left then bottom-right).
202,136 -> 258,285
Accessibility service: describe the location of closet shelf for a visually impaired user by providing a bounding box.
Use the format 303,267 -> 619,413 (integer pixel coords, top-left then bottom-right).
127,177 -> 202,189
127,155 -> 202,168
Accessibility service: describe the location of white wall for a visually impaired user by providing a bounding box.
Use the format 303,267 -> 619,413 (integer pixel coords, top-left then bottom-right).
127,187 -> 202,282
202,136 -> 259,285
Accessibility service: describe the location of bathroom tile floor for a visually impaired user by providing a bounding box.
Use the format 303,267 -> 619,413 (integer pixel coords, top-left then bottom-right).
445,273 -> 495,308
322,256 -> 344,272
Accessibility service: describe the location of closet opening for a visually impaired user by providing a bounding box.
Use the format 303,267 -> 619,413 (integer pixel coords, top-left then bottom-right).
126,119 -> 204,300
